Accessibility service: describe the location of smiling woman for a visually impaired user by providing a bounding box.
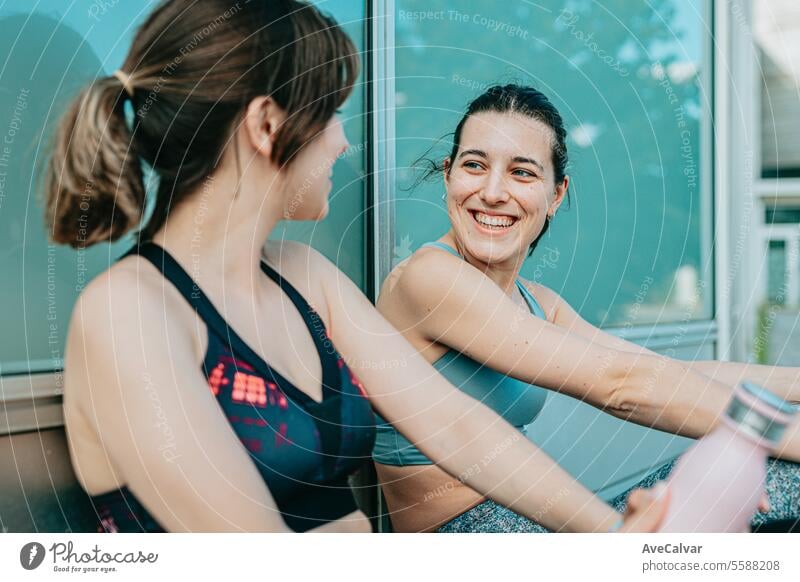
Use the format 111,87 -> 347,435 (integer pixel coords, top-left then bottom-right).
374,85 -> 578,532
373,83 -> 800,533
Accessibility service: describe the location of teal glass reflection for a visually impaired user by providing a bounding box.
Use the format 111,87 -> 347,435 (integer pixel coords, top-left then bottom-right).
0,1 -> 151,375
0,1 -> 367,375
272,1 -> 367,289
393,0 -> 712,327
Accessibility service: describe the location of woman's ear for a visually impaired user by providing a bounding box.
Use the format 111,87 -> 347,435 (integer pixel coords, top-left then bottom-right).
548,175 -> 569,218
443,157 -> 451,185
242,96 -> 286,159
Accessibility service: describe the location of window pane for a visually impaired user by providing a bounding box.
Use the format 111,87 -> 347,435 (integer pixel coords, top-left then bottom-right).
0,1 -> 367,375
757,0 -> 800,179
765,206 -> 800,224
393,0 -> 712,327
0,1 -> 151,375
767,239 -> 787,304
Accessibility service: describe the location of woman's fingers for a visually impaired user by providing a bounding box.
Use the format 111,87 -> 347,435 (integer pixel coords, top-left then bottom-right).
757,492 -> 770,514
618,483 -> 671,533
618,486 -> 763,532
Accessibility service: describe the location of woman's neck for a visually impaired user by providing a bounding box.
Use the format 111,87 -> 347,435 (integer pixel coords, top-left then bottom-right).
151,163 -> 284,294
442,232 -> 526,297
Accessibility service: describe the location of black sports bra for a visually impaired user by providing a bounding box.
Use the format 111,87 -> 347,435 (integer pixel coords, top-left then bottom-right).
90,242 -> 376,532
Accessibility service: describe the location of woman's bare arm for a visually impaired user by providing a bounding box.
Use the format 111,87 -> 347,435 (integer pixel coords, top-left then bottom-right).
379,249 -> 800,462
303,251 -> 620,532
684,362 -> 800,404
536,283 -> 800,404
533,283 -> 800,460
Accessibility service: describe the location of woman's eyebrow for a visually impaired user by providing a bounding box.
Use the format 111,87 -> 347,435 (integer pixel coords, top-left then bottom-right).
458,148 -> 488,159
512,156 -> 544,172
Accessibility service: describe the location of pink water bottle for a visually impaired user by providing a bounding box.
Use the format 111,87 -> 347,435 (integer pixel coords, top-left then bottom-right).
658,381 -> 796,532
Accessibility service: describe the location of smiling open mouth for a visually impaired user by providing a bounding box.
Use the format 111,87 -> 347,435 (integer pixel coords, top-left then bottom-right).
469,210 -> 518,231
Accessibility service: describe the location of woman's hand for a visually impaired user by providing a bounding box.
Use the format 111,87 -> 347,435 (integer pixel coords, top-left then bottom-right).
741,492 -> 771,533
617,483 -> 670,533
616,485 -> 768,533
309,510 -> 372,533
758,492 -> 770,514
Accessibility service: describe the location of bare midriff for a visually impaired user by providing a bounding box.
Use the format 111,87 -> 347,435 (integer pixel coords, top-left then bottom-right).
374,461 -> 487,532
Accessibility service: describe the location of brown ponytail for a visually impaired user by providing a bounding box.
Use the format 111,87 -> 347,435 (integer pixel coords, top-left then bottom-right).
45,78 -> 145,248
44,0 -> 358,248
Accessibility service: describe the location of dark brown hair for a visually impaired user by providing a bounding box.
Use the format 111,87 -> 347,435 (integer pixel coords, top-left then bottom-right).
45,0 -> 358,248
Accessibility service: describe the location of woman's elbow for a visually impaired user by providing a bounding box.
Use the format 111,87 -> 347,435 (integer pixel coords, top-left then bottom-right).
603,352 -> 664,417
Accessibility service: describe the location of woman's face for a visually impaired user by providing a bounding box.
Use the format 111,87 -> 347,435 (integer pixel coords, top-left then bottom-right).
282,116 -> 349,221
444,111 -> 568,266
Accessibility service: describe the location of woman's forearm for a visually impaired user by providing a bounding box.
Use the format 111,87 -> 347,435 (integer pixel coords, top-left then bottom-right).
684,361 -> 800,459
423,397 -> 621,533
689,361 -> 800,404
613,354 -> 800,463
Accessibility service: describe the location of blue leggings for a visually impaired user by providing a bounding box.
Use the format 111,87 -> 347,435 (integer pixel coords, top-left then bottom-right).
436,458 -> 800,532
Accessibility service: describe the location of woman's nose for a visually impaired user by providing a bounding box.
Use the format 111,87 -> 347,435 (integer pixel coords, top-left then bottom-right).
338,138 -> 349,158
335,125 -> 350,158
480,174 -> 510,204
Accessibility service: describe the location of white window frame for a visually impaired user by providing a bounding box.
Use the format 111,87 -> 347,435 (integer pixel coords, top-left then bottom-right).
733,0 -> 800,359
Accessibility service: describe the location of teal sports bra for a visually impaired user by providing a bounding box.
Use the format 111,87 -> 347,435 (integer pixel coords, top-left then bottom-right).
372,241 -> 549,466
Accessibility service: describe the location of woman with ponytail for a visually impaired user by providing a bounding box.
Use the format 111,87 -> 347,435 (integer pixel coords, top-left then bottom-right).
47,1 -> 667,533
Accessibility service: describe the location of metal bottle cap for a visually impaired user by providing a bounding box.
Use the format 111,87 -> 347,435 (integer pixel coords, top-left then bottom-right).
740,381 -> 798,415
726,382 -> 797,444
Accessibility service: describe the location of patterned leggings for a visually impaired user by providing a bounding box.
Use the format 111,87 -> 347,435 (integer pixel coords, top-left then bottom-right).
436,458 -> 800,533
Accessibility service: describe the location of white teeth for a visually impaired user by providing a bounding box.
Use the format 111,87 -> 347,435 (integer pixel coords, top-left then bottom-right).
473,211 -> 516,228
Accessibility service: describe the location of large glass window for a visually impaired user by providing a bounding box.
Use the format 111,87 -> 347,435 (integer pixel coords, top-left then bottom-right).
392,0 -> 713,328
274,1 -> 368,289
0,0 -> 368,376
756,0 -> 800,179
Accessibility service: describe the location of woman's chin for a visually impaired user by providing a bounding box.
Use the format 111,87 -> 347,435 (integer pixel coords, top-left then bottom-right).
314,203 -> 330,221
284,202 -> 329,222
464,238 -> 526,264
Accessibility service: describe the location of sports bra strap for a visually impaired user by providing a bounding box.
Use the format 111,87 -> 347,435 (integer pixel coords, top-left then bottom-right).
259,261 -> 341,400
421,240 -> 547,319
515,280 -> 547,319
121,242 -> 236,343
120,242 -> 341,406
420,241 -> 463,258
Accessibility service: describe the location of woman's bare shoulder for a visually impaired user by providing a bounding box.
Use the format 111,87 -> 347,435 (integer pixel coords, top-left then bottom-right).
67,257 -> 198,386
64,260 -> 203,435
75,256 -> 187,327
378,243 -> 464,309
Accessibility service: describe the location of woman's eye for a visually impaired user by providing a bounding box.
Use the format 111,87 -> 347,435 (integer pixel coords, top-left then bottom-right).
464,161 -> 483,169
513,168 -> 536,178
